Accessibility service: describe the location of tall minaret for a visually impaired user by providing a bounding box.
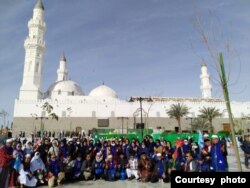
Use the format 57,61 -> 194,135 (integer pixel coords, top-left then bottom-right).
19,0 -> 46,100
200,63 -> 212,98
57,54 -> 68,81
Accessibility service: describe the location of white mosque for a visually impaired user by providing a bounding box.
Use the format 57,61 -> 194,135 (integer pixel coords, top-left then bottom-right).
13,0 -> 250,135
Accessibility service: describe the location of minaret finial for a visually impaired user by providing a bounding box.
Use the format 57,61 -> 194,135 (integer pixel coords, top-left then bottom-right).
102,81 -> 105,85
35,0 -> 44,10
61,52 -> 66,61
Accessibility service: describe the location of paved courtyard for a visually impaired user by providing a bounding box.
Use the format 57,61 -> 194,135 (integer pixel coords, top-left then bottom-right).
39,146 -> 249,188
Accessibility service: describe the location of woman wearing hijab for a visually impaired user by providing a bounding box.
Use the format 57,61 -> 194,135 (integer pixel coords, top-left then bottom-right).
92,151 -> 105,180
23,142 -> 33,156
48,140 -> 60,160
138,152 -> 152,182
18,154 -> 37,188
30,152 -> 46,185
9,143 -> 24,188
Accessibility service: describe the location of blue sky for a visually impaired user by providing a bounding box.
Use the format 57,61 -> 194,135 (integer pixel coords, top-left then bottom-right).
0,0 -> 250,125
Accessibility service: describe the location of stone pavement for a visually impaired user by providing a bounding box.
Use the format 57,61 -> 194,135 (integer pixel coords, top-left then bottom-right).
51,179 -> 168,188
40,146 -> 249,188
228,146 -> 250,172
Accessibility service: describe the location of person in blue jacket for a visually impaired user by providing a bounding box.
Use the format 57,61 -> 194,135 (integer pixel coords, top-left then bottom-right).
210,135 -> 228,172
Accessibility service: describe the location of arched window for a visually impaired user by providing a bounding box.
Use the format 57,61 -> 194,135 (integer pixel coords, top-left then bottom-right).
58,90 -> 61,95
72,91 -> 74,96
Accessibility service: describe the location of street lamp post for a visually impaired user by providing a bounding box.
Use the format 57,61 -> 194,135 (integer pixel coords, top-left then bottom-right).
129,97 -> 153,141
67,107 -> 72,132
0,110 -> 8,128
186,112 -> 195,133
139,97 -> 143,140
35,116 -> 48,139
31,113 -> 37,137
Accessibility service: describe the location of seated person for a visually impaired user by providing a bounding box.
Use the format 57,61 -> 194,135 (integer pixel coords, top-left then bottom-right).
138,152 -> 152,182
117,153 -> 128,180
61,155 -> 75,181
126,154 -> 139,180
48,154 -> 65,187
92,152 -> 105,180
104,155 -> 117,181
82,154 -> 94,180
30,152 -> 46,184
18,154 -> 37,188
73,154 -> 83,180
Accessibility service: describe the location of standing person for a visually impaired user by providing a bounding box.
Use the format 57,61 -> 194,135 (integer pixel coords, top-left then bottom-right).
151,153 -> 167,183
210,135 -> 227,172
38,138 -> 51,164
0,139 -> 13,188
183,151 -> 198,172
48,140 -> 60,160
147,137 -> 155,158
138,141 -> 149,156
241,135 -> 250,169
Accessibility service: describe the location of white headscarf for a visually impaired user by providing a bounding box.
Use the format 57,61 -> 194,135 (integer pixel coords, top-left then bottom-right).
30,152 -> 46,173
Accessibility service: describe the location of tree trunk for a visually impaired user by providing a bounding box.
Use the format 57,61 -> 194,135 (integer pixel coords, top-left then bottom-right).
210,119 -> 213,133
177,118 -> 182,133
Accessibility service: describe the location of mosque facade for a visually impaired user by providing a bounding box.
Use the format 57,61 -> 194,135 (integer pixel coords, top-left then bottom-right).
13,0 -> 250,135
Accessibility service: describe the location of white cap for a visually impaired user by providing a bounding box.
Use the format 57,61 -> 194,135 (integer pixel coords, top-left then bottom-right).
107,155 -> 113,159
96,151 -> 102,156
25,154 -> 31,158
156,153 -> 162,157
6,138 -> 13,143
204,134 -> 209,137
211,135 -> 218,139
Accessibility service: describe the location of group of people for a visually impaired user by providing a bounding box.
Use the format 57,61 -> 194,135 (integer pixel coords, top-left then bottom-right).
0,133 -> 230,187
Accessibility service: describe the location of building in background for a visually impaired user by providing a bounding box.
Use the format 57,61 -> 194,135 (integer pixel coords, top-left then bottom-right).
13,0 -> 250,136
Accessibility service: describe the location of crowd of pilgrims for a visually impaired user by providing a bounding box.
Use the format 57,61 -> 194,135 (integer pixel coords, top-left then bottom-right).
0,134 -> 229,187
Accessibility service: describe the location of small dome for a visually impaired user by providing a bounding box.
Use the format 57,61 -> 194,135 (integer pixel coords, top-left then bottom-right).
89,84 -> 118,98
46,80 -> 84,98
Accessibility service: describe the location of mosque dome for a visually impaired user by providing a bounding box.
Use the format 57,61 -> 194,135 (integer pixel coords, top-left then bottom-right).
46,80 -> 84,98
89,84 -> 118,98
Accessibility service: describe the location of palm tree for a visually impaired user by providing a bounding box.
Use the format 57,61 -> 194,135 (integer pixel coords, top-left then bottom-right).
40,102 -> 59,138
42,102 -> 53,114
191,118 -> 210,132
198,107 -> 222,133
167,103 -> 189,133
42,102 -> 59,120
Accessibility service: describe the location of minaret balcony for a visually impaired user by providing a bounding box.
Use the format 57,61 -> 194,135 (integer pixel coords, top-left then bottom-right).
28,20 -> 46,30
25,38 -> 45,47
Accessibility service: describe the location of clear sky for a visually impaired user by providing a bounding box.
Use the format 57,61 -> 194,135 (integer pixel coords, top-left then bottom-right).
0,0 -> 250,126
